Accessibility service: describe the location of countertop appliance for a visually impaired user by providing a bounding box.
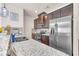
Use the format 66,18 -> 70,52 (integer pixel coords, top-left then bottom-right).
49,16 -> 73,55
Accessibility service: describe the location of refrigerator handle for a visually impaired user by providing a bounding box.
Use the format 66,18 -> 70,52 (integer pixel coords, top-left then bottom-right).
50,28 -> 55,35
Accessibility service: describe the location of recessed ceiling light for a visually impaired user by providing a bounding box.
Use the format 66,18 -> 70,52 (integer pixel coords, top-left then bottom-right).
35,10 -> 37,13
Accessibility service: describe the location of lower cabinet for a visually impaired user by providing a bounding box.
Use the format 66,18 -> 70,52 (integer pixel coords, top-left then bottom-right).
32,33 -> 36,39
41,35 -> 49,45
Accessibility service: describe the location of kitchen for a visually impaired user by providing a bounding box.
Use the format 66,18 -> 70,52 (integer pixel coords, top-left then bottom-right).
32,4 -> 73,55
0,3 -> 79,56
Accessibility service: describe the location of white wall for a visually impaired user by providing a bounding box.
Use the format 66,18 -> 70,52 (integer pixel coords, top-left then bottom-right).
24,11 -> 34,39
73,3 -> 79,56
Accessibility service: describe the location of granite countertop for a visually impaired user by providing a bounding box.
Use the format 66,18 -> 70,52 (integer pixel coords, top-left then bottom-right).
0,35 -> 10,56
11,39 -> 68,56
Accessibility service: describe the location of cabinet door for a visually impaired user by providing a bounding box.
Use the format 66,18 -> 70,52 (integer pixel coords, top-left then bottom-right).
38,15 -> 44,24
61,4 -> 73,17
43,15 -> 49,28
52,9 -> 61,19
34,19 -> 37,29
47,13 -> 53,20
41,36 -> 49,45
34,18 -> 38,29
32,33 -> 35,39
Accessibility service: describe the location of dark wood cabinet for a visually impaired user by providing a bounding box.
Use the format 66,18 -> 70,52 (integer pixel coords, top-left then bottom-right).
41,35 -> 49,45
47,9 -> 61,20
60,4 -> 73,17
38,15 -> 44,24
52,9 -> 61,19
47,4 -> 73,20
47,13 -> 53,20
34,18 -> 38,29
38,12 -> 47,24
42,15 -> 49,28
34,12 -> 49,29
32,33 -> 35,39
34,19 -> 36,29
34,18 -> 42,29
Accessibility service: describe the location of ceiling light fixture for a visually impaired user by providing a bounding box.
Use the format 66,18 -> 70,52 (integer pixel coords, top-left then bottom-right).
1,3 -> 9,17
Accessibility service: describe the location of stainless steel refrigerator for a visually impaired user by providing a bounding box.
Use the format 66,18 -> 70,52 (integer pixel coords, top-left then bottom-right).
49,16 -> 73,55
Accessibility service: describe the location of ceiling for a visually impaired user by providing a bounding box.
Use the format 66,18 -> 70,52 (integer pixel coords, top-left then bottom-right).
5,3 -> 69,17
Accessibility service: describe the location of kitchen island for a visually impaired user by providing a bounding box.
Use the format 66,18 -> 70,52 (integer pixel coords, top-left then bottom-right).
10,39 -> 68,56
0,34 -> 10,56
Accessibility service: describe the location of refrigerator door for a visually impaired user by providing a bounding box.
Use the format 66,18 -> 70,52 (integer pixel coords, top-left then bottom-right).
56,16 -> 72,55
49,18 -> 59,48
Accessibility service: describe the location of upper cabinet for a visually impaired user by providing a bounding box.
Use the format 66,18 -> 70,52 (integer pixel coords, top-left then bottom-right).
38,15 -> 44,24
47,4 -> 73,20
34,19 -> 37,29
34,12 -> 49,29
43,15 -> 49,28
60,4 -> 73,17
34,4 -> 73,29
47,13 -> 53,20
52,9 -> 61,19
47,8 -> 61,20
38,12 -> 47,24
